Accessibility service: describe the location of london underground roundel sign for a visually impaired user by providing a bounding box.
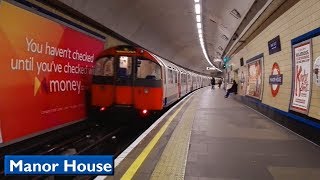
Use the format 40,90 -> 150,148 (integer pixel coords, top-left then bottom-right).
269,63 -> 283,97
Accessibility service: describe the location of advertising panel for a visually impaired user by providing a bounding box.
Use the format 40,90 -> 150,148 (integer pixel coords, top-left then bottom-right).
246,56 -> 263,100
0,1 -> 104,143
314,56 -> 320,86
239,68 -> 246,94
290,40 -> 312,114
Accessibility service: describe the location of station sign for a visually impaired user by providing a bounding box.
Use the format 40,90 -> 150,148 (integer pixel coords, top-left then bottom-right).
269,62 -> 283,97
268,35 -> 281,55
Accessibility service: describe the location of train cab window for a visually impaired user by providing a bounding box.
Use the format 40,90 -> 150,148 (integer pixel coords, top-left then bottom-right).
94,56 -> 114,76
136,59 -> 161,80
118,56 -> 132,78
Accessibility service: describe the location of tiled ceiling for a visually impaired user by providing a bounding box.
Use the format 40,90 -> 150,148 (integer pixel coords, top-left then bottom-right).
58,0 -> 258,74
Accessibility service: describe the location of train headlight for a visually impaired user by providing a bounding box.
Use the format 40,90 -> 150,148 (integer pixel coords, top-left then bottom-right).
144,88 -> 149,94
142,109 -> 148,114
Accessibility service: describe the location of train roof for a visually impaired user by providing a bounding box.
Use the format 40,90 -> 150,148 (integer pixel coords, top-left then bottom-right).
96,45 -> 159,64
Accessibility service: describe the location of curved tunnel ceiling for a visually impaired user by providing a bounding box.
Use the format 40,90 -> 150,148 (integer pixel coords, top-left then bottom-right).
58,0 -> 256,74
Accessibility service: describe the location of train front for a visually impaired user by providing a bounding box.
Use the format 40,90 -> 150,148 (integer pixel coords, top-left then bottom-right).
91,46 -> 163,117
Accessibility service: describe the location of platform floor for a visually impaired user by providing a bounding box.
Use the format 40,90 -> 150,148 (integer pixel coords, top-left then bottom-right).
105,87 -> 320,180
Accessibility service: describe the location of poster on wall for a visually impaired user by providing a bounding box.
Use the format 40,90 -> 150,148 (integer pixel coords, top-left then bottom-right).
290,39 -> 312,114
0,1 -> 105,143
314,56 -> 320,86
239,67 -> 246,94
246,54 -> 263,100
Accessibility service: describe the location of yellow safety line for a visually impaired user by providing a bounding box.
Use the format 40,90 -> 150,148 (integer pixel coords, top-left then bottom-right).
120,96 -> 192,180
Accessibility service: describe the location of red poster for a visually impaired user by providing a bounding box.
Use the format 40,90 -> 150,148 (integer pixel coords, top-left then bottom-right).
0,1 -> 105,143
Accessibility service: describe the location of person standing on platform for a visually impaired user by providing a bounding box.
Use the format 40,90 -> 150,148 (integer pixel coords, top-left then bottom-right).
211,77 -> 215,89
218,78 -> 222,88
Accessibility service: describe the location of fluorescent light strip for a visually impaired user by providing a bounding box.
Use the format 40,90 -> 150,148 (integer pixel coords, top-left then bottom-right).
197,23 -> 201,29
196,15 -> 201,22
194,0 -> 221,71
195,4 -> 201,14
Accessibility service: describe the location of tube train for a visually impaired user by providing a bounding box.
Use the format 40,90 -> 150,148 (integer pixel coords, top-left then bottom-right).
91,45 -> 211,116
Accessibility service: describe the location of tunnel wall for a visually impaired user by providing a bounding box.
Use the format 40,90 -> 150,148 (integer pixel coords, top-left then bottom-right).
26,0 -> 128,48
227,0 -> 320,140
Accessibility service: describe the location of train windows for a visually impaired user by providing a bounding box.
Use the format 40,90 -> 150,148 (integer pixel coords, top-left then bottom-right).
175,72 -> 178,83
94,56 -> 114,76
163,68 -> 166,84
182,74 -> 186,83
181,74 -> 183,83
118,56 -> 132,78
136,59 -> 161,80
181,74 -> 184,83
168,69 -> 173,84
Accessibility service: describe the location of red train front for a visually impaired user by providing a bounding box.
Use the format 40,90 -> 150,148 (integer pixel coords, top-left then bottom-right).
91,45 -> 163,116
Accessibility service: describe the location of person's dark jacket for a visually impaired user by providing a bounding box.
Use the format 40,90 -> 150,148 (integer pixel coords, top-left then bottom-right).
211,78 -> 215,85
229,82 -> 238,93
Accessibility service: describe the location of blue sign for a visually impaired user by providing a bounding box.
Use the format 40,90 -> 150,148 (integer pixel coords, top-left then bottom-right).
268,35 -> 281,55
223,57 -> 231,63
269,74 -> 283,85
5,155 -> 114,175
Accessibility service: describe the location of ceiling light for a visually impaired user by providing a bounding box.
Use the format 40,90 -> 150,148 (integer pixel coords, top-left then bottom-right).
230,9 -> 241,19
195,4 -> 201,14
192,0 -> 221,72
196,15 -> 201,22
197,23 -> 201,29
221,35 -> 229,41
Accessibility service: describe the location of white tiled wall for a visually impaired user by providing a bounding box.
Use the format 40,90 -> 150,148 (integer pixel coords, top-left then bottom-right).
229,0 -> 320,120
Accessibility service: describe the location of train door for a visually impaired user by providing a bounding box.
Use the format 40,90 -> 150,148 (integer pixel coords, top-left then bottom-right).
114,55 -> 134,106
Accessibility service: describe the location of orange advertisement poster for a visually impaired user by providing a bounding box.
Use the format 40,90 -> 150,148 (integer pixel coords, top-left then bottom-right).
0,1 -> 104,143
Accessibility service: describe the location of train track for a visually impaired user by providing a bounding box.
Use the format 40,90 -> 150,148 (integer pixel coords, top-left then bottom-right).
0,100 -> 175,180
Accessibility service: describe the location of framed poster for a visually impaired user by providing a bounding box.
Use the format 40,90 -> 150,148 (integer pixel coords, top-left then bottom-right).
290,39 -> 312,114
314,56 -> 320,86
246,54 -> 263,100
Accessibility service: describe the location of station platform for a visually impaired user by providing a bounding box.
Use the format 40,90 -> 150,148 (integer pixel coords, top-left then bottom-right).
99,87 -> 320,180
